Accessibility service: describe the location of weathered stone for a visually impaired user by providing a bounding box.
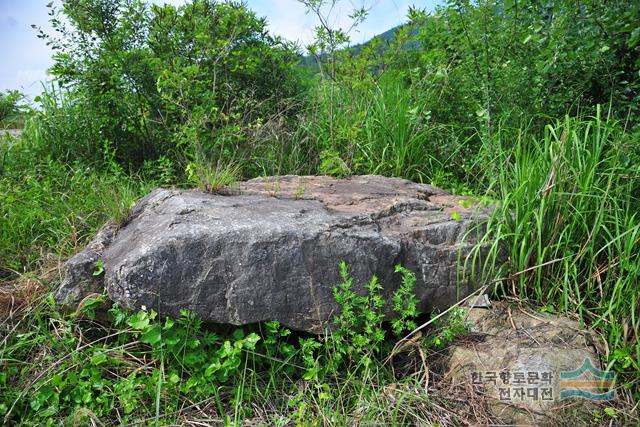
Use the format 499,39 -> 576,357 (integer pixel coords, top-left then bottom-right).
56,175 -> 491,333
446,302 -> 609,426
56,223 -> 118,307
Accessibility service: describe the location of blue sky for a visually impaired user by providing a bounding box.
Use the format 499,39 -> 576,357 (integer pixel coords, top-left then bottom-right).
0,1 -> 439,99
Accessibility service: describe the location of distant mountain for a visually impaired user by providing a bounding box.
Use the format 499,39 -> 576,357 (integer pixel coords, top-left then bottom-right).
299,24 -> 419,73
368,25 -> 401,44
349,25 -> 402,55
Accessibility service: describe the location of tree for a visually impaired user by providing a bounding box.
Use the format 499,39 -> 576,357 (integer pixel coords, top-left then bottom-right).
298,0 -> 370,153
0,90 -> 26,124
36,0 -> 304,168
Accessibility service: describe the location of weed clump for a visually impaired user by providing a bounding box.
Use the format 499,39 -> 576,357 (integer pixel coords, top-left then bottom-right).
0,262 -> 481,425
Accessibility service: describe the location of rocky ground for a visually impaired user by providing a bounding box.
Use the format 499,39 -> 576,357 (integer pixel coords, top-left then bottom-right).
0,128 -> 22,140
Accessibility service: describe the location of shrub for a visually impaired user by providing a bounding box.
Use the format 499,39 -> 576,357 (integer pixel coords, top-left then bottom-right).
37,0 -> 305,170
0,90 -> 26,125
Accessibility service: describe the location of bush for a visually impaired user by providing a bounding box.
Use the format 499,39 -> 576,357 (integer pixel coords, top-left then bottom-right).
0,90 -> 26,125
400,0 -> 640,134
37,0 -> 305,171
299,0 -> 640,186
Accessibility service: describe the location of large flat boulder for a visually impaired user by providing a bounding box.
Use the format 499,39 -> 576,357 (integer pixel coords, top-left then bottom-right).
55,175 -> 491,332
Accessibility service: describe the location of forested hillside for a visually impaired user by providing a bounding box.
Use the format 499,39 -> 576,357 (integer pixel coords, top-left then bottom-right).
1,0 -> 638,424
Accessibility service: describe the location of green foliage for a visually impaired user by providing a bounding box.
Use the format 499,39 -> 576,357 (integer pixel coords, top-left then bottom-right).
185,157 -> 239,193
28,0 -> 638,188
0,90 -> 26,125
122,308 -> 260,386
0,299 -> 259,424
391,265 -> 419,336
299,0 -> 640,186
321,262 -> 421,376
0,138 -> 151,279
468,113 -> 640,394
402,0 -> 640,133
92,261 -> 104,277
424,307 -> 470,349
37,0 -> 305,172
0,263 -> 427,425
332,261 -> 387,359
300,74 -> 455,183
2,0 -> 640,421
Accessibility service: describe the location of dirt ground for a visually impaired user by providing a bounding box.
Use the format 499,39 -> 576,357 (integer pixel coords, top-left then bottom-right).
1,128 -> 22,140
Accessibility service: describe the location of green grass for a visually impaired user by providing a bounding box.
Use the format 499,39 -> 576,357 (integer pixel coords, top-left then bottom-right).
0,257 -> 482,426
0,129 -> 153,279
467,111 -> 640,391
0,79 -> 638,425
299,76 -> 463,183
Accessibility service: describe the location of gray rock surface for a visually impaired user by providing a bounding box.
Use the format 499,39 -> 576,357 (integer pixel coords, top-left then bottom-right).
446,302 -> 608,426
56,175 -> 490,332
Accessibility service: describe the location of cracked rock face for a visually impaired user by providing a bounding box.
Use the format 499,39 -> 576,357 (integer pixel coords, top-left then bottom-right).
447,302 -> 603,426
55,175 -> 491,333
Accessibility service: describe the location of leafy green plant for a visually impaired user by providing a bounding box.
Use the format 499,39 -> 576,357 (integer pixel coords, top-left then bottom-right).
424,307 -> 470,349
391,265 -> 420,337
1,298 -> 261,424
92,261 -> 104,277
0,90 -> 26,125
298,0 -> 370,152
468,112 -> 640,396
185,158 -> 239,193
0,143 -> 150,279
319,149 -> 351,177
36,0 -> 305,170
142,155 -> 176,187
332,261 -> 386,359
326,262 -> 422,368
